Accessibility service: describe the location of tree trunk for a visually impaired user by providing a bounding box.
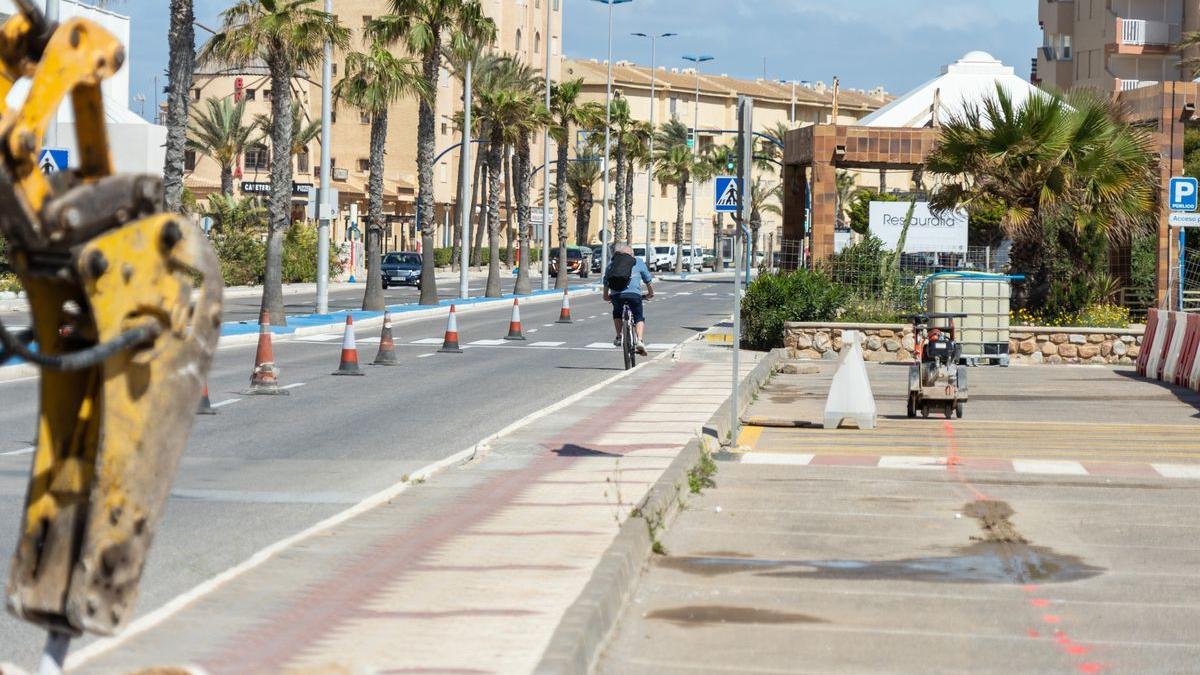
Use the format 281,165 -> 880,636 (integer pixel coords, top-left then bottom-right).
576,192 -> 592,246
363,110 -> 387,311
625,157 -> 635,245
261,56 -> 295,326
504,149 -> 515,268
485,127 -> 504,297
556,128 -> 570,291
220,165 -> 234,197
472,156 -> 487,269
417,41 -> 442,305
514,134 -> 532,295
674,175 -> 688,274
619,139 -> 628,241
163,0 -> 195,213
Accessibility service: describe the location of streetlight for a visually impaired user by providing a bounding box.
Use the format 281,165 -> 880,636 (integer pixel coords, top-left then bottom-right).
591,0 -> 632,277
632,31 -> 676,267
777,79 -> 796,127
316,0 -> 334,314
540,0 -> 554,290
682,54 -> 713,274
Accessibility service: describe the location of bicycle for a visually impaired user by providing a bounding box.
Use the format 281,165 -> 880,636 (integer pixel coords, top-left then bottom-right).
621,304 -> 637,370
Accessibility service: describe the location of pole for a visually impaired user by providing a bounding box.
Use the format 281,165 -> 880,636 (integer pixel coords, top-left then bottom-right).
316,0 -> 333,314
645,39 -> 657,264
601,2 -> 614,276
1179,227 -> 1186,311
790,80 -> 796,127
39,630 -> 69,675
690,67 -> 700,274
45,0 -> 59,149
732,96 -> 753,446
459,61 -> 473,299
541,0 -> 553,290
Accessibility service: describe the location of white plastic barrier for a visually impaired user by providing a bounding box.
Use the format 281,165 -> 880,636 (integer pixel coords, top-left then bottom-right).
1161,312 -> 1188,383
1143,311 -> 1170,382
1190,336 -> 1200,391
824,330 -> 877,430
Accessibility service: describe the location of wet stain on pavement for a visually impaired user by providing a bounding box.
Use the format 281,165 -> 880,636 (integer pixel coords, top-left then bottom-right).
647,605 -> 826,627
657,500 -> 1103,585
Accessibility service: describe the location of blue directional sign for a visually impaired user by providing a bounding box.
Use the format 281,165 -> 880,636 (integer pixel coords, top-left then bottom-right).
37,148 -> 68,175
714,176 -> 740,214
1169,176 -> 1198,212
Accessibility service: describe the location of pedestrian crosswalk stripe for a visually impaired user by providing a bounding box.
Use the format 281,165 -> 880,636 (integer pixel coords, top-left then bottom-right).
412,338 -> 444,345
530,341 -> 565,347
585,342 -> 617,349
298,334 -> 342,343
1011,459 -> 1088,476
646,343 -> 674,351
468,339 -> 508,346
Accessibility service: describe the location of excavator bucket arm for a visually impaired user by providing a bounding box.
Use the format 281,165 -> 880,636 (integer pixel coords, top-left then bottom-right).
0,0 -> 222,639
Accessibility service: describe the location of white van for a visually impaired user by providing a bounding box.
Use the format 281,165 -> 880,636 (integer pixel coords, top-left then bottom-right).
681,245 -> 705,271
652,245 -> 676,271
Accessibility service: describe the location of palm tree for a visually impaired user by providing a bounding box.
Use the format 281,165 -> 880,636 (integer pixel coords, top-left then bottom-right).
477,81 -> 527,296
445,38 -> 489,273
549,80 -> 602,289
835,170 -> 856,229
623,120 -> 652,246
256,101 -> 323,160
563,153 -> 603,246
606,93 -> 635,244
164,0 -> 195,213
335,25 -> 430,311
379,0 -> 494,305
928,86 -> 1157,308
202,0 -> 350,326
187,97 -> 262,197
654,119 -> 710,273
748,177 -> 782,261
502,61 -> 548,296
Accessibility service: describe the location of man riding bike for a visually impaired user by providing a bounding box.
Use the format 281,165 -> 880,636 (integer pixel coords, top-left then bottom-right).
603,243 -> 655,355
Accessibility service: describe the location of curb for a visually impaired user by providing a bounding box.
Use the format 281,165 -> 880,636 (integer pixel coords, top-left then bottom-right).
535,346 -> 786,675
702,347 -> 787,445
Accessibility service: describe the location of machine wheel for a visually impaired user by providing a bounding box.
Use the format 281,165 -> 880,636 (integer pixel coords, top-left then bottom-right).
944,404 -> 954,419
921,406 -> 930,419
955,402 -> 964,419
906,394 -> 916,418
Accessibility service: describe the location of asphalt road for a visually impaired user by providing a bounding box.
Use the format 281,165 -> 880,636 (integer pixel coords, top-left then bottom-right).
0,278 -> 733,667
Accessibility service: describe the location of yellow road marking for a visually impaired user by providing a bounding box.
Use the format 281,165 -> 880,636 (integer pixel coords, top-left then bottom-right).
736,424 -> 764,448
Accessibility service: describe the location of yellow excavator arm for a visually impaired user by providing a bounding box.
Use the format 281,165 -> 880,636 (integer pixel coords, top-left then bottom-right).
0,0 -> 222,646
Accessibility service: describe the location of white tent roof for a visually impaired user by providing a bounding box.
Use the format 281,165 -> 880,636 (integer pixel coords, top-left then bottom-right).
856,51 -> 1041,128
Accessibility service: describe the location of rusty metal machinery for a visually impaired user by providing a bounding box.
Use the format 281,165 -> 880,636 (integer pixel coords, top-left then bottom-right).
0,0 -> 222,663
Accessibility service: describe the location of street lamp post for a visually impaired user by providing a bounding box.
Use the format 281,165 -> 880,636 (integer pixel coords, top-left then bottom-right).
591,0 -> 632,277
632,31 -> 676,266
459,60 -> 473,300
540,0 -> 553,290
316,0 -> 334,315
682,54 -> 713,274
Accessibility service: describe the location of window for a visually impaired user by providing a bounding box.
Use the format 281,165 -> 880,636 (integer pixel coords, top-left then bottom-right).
359,110 -> 371,125
515,28 -> 522,52
331,109 -> 337,124
441,121 -> 448,135
660,183 -> 668,198
1060,34 -> 1072,61
440,163 -> 448,183
192,88 -> 200,102
554,0 -> 559,9
331,63 -> 338,77
246,88 -> 256,100
362,15 -> 372,27
264,89 -> 273,101
184,150 -> 196,171
357,158 -> 370,173
535,32 -> 541,54
669,97 -> 678,118
297,150 -> 310,174
244,144 -> 270,171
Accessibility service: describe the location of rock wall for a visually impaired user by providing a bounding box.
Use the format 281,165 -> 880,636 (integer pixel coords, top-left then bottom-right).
783,322 -> 1144,366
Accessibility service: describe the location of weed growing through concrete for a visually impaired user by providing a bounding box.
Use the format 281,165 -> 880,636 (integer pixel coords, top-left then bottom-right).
688,450 -> 718,494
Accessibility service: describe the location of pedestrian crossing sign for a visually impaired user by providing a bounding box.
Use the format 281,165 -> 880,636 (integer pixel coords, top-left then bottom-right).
38,148 -> 68,175
714,175 -> 740,213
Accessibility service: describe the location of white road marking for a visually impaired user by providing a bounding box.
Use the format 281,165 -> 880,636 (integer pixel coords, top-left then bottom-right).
411,338 -> 444,345
297,334 -> 342,342
529,341 -> 566,347
468,339 -> 508,346
0,446 -> 34,457
210,399 -> 242,409
877,455 -> 947,471
1153,464 -> 1200,479
417,353 -> 436,359
675,292 -> 692,296
279,382 -> 307,391
646,343 -> 675,351
585,342 -> 618,350
527,328 -> 539,334
543,324 -> 554,327
703,293 -> 718,296
741,453 -> 814,466
1012,459 -> 1088,476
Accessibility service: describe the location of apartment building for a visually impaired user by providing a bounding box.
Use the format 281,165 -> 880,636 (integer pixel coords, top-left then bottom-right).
185,0 -> 561,253
565,58 -> 889,252
1035,0 -> 1194,93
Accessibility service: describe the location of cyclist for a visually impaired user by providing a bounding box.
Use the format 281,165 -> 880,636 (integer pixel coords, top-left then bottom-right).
603,243 -> 655,355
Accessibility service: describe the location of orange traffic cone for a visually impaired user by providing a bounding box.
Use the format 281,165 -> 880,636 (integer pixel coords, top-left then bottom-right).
373,310 -> 400,366
244,311 -> 286,395
556,290 -> 573,324
197,382 -> 217,415
505,298 -> 526,341
439,304 -> 463,353
332,315 -> 365,376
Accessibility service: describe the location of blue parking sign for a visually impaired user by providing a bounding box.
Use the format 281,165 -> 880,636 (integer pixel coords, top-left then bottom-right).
1169,177 -> 1198,212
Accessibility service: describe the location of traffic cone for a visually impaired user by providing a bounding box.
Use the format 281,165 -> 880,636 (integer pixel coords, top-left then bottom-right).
197,383 -> 217,415
556,290 -> 573,324
332,315 -> 365,376
505,298 -> 526,341
244,311 -> 286,395
373,310 -> 400,366
439,304 -> 463,353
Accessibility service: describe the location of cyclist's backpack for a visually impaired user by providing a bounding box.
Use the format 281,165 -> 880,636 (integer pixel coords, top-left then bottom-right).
605,253 -> 636,293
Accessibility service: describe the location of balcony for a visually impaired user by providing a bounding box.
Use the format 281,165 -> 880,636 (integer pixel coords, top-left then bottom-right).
1117,78 -> 1158,91
1111,17 -> 1175,53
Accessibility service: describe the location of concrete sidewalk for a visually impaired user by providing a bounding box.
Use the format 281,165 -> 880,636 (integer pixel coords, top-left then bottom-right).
66,340 -> 764,673
596,358 -> 1200,674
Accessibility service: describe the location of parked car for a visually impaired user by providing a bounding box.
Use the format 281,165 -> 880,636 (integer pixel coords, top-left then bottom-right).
652,245 -> 676,271
631,245 -> 652,266
381,252 -> 422,289
681,245 -> 704,272
591,244 -> 609,273
702,248 -> 718,270
549,246 -> 591,278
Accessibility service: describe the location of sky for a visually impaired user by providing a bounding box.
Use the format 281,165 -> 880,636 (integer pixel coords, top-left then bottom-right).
117,0 -> 1040,119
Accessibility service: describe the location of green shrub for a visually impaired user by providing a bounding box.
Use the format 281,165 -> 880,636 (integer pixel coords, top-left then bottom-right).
282,222 -> 343,283
741,269 -> 847,350
0,272 -> 21,294
432,248 -> 453,267
210,228 -> 265,287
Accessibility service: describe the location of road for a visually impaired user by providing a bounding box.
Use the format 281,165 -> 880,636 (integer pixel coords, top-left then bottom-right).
0,277 -> 733,667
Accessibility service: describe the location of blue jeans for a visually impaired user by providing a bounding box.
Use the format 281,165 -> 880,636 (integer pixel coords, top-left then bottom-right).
611,295 -> 645,324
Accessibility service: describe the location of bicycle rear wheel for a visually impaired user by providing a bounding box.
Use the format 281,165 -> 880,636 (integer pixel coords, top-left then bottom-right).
622,314 -> 636,370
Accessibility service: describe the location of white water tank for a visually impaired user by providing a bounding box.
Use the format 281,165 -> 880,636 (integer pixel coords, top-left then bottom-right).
927,275 -> 1011,364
